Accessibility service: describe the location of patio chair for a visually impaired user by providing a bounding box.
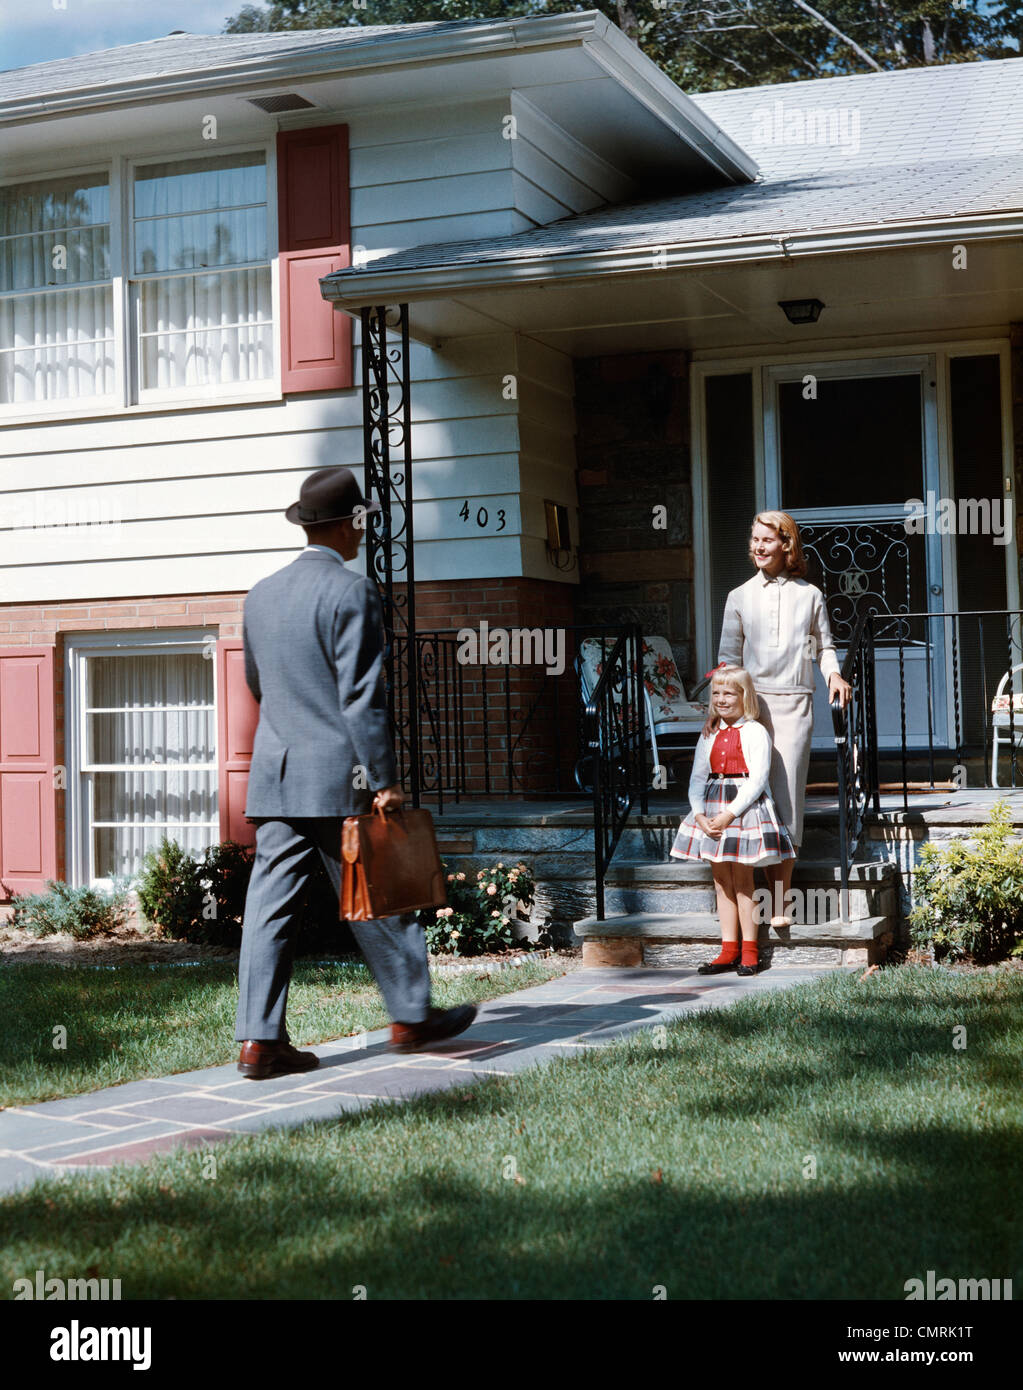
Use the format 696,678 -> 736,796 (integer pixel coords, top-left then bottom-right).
574,634 -> 708,792
990,663 -> 1023,787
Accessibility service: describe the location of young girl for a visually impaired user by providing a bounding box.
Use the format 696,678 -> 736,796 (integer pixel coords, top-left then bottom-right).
670,665 -> 795,976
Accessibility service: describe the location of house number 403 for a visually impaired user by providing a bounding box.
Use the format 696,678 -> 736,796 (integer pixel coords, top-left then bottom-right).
460,500 -> 506,530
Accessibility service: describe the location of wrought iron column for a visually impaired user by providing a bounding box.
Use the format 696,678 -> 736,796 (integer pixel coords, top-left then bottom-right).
360,304 -> 419,806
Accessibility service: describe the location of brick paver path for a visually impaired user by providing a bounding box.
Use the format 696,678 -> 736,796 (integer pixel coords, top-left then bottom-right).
0,963 -> 835,1193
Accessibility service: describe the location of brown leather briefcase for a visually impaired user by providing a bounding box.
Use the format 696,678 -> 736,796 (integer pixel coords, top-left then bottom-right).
340,805 -> 448,922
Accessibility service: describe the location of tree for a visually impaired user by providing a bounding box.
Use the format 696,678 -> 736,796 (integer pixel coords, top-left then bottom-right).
224,1 -> 1023,91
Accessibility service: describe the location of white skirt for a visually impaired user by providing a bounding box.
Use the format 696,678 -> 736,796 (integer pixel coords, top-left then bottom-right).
754,689 -> 814,848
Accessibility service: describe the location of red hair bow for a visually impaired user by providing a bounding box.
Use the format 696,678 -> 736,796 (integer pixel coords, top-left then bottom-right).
703,661 -> 727,680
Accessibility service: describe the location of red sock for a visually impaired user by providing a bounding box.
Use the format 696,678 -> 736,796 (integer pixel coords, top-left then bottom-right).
712,940 -> 740,965
741,940 -> 759,968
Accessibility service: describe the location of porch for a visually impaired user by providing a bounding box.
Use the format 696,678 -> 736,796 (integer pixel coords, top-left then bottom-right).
426,786 -> 1023,968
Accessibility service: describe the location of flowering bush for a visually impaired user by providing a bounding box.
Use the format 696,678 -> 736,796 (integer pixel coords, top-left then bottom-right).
421,858 -> 536,956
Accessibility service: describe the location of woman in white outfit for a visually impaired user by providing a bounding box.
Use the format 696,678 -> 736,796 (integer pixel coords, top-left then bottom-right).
716,511 -> 851,923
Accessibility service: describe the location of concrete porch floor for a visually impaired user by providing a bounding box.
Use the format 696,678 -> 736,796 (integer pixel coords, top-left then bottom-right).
423,787 -> 1023,826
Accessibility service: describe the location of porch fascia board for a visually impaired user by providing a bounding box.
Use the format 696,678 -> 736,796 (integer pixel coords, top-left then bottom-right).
320,209 -> 1023,314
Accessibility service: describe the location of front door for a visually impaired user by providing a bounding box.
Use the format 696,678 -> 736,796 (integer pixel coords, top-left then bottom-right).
763,356 -> 946,750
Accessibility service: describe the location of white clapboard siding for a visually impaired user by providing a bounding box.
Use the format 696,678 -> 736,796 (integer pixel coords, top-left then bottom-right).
509,92 -> 636,206
0,83 -> 600,603
514,336 -> 578,579
0,533 -> 526,602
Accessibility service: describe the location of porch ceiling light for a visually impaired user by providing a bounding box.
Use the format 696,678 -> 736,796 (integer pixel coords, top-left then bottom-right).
778,298 -> 824,325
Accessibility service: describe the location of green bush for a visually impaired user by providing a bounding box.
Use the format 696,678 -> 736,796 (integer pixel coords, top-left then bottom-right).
135,838 -> 254,949
910,800 -> 1023,964
9,880 -> 132,940
134,836 -> 357,955
420,859 -> 536,956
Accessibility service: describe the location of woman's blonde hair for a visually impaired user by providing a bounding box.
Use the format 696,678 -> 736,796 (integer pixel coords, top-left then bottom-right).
708,665 -> 760,731
749,510 -> 808,578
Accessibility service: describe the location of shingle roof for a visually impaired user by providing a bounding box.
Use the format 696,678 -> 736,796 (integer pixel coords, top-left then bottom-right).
0,22 -> 488,99
325,57 -> 1023,280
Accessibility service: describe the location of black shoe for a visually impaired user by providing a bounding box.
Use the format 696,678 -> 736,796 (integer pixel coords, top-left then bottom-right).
736,962 -> 759,977
697,959 -> 738,975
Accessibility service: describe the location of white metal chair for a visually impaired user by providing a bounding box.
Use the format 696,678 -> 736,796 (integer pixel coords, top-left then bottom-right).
575,634 -> 708,789
990,663 -> 1023,787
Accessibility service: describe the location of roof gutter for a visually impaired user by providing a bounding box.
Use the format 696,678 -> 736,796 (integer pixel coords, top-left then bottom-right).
320,210 -> 1023,312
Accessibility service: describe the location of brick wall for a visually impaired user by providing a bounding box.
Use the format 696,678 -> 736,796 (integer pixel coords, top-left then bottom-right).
0,576 -> 582,889
572,349 -> 694,686
398,577 -> 580,797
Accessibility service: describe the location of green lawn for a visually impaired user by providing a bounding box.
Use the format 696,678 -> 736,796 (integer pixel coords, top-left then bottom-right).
0,956 -> 567,1108
2,966 -> 1020,1300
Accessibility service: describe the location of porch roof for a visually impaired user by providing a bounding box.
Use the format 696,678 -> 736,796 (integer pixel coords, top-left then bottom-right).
321,58 -> 1023,347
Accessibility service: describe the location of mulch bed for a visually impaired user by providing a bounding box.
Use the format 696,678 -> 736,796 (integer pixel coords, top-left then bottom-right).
0,924 -> 578,970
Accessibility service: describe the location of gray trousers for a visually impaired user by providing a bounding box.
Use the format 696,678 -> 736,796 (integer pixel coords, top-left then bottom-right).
235,817 -> 432,1041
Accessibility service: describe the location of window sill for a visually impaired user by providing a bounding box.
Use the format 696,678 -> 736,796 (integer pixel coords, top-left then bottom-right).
0,386 -> 286,429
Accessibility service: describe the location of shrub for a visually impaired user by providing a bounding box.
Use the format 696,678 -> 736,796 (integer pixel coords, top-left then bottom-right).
134,836 -> 357,955
9,880 -> 132,940
135,838 -> 255,948
910,800 -> 1023,964
421,858 -> 536,956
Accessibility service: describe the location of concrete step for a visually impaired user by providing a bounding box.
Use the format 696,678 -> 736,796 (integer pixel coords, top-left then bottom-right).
572,911 -> 893,970
602,857 -> 895,921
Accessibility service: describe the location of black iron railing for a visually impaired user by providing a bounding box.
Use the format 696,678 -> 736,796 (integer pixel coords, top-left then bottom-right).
885,609 -> 1023,805
584,625 -> 649,920
831,609 -> 882,912
390,624 -> 637,812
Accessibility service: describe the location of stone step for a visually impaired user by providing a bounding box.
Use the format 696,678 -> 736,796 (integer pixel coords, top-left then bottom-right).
601,857 -> 895,921
572,911 -> 892,970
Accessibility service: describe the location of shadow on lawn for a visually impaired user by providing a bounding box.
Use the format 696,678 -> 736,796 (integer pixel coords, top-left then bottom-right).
1,1112 -> 1020,1300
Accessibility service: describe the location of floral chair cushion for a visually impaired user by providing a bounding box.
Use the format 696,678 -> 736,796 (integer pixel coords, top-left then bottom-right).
992,692 -> 1023,715
579,635 -> 708,730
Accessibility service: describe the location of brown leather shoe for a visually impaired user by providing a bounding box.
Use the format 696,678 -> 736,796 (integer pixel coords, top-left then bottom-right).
237,1039 -> 320,1080
390,1004 -> 477,1053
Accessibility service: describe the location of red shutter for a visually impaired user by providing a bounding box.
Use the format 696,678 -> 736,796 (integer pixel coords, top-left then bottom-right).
0,647 -> 57,900
277,125 -> 352,394
216,640 -> 260,848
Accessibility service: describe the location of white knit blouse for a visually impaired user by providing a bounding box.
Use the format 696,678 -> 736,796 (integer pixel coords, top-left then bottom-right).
718,571 -> 840,694
687,717 -> 773,820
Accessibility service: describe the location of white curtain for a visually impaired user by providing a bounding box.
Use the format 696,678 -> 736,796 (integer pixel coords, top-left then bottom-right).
86,651 -> 217,881
133,153 -> 272,390
0,173 -> 113,403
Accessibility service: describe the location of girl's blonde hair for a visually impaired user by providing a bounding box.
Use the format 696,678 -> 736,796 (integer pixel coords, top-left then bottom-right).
749,510 -> 808,578
708,665 -> 760,731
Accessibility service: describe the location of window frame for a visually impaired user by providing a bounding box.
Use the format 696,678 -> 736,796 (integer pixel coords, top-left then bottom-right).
0,140 -> 281,424
65,628 -> 220,890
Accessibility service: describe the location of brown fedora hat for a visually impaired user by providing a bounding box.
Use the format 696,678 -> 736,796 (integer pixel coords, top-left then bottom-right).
285,466 -> 381,526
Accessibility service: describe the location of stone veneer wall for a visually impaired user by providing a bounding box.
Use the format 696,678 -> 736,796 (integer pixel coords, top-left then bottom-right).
572,350 -> 694,687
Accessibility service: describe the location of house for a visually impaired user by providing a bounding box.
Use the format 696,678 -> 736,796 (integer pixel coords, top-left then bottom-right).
1,15 -> 1022,944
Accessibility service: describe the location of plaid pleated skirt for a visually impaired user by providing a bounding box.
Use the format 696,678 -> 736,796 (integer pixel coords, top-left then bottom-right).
670,776 -> 796,865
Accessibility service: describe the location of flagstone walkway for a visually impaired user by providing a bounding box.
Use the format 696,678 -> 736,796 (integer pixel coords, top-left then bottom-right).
0,962 -> 837,1194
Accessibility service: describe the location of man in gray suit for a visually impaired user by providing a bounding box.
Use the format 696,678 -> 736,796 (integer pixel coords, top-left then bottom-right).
235,466 -> 475,1079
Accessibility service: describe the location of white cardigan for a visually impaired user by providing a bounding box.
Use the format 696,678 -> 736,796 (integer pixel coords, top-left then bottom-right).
687,716 -> 773,820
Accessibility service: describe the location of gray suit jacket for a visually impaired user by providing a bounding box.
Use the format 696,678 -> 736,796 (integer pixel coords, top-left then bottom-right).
242,549 -> 398,817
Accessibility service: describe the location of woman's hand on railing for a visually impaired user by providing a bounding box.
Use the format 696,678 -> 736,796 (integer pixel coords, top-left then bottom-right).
828,672 -> 852,710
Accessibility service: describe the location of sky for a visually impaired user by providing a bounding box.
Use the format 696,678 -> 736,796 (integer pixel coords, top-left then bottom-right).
0,0 -> 239,72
